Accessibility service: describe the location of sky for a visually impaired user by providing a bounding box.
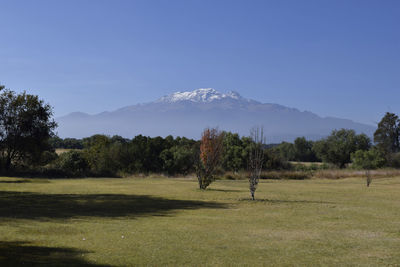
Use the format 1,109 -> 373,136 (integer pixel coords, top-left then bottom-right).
0,0 -> 399,126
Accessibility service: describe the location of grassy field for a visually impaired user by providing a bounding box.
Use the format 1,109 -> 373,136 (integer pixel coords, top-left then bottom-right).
0,176 -> 400,266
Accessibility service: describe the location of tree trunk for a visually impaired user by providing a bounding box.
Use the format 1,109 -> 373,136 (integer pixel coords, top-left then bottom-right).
5,156 -> 11,170
366,170 -> 372,187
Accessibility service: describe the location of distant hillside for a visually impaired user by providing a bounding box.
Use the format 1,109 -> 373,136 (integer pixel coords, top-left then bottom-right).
56,88 -> 376,142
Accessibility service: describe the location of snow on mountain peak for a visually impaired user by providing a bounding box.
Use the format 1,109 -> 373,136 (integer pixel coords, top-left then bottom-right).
156,88 -> 246,103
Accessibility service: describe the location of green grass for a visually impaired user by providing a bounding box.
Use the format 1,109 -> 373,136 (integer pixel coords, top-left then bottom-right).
1,176 -> 400,266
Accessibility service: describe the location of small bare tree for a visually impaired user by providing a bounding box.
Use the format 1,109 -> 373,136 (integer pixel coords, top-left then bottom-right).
351,149 -> 385,187
248,127 -> 266,200
366,170 -> 372,187
196,128 -> 224,190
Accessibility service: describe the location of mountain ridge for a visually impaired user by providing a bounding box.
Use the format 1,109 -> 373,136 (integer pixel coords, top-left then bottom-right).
56,88 -> 376,142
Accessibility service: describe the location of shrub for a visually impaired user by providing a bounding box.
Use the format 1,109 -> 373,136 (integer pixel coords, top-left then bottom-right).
260,171 -> 311,180
351,149 -> 386,170
55,150 -> 89,176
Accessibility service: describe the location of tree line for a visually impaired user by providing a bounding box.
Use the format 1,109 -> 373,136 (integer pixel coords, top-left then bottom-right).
1,86 -> 399,181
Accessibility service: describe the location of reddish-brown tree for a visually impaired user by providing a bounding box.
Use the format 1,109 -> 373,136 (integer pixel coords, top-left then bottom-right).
196,128 -> 224,190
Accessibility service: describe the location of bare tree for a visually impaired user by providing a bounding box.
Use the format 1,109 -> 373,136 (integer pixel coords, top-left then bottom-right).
196,128 -> 224,190
248,127 -> 265,200
366,170 -> 372,187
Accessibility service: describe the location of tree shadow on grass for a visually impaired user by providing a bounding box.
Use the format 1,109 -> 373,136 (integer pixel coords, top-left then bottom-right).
0,191 -> 226,221
0,241 -> 109,267
0,180 -> 31,184
206,188 -> 243,193
239,198 -> 335,204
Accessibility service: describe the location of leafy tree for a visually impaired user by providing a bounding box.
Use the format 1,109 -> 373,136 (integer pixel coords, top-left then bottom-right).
273,142 -> 295,161
374,112 -> 400,164
313,129 -> 371,168
83,135 -> 117,175
56,150 -> 89,176
161,145 -> 195,175
0,86 -> 57,170
264,149 -> 290,170
196,128 -> 224,190
351,149 -> 385,187
293,137 -> 318,162
49,136 -> 64,149
63,138 -> 84,149
222,132 -> 243,172
351,149 -> 385,170
49,137 -> 83,149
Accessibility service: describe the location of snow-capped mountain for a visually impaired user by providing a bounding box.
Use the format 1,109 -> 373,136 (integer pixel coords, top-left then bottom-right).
56,88 -> 376,142
156,88 -> 250,103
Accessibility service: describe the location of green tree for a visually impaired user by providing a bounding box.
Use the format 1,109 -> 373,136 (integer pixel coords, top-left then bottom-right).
351,149 -> 385,170
56,150 -> 89,176
272,142 -> 295,161
0,86 -> 57,170
161,145 -> 195,175
351,149 -> 385,187
313,129 -> 371,168
83,135 -> 117,175
374,112 -> 400,163
293,137 -> 318,162
222,132 -> 243,172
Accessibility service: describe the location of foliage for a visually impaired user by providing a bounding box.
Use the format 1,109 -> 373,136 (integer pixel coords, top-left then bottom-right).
196,128 -> 224,190
293,137 -> 319,162
83,134 -> 118,176
160,144 -> 196,175
271,138 -> 319,163
374,112 -> 400,165
260,170 -> 311,180
351,149 -> 386,170
313,129 -> 371,168
221,132 -> 244,172
55,150 -> 89,176
49,136 -> 83,149
0,86 -> 57,170
351,148 -> 386,187
271,142 -> 296,161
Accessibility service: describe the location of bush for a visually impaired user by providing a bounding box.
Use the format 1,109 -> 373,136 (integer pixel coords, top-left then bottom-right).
55,150 -> 89,176
351,149 -> 386,170
260,171 -> 311,180
387,152 -> 400,168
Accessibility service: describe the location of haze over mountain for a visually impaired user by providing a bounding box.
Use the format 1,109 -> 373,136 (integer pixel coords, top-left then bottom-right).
56,88 -> 375,142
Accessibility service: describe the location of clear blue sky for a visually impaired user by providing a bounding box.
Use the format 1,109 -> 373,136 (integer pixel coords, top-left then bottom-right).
0,0 -> 399,125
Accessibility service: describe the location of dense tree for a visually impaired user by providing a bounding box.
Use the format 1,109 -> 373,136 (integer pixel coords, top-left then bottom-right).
293,137 -> 318,162
374,112 -> 400,164
196,128 -> 224,190
222,132 -> 244,172
56,150 -> 89,176
49,137 -> 83,149
313,129 -> 371,168
272,142 -> 295,161
0,86 -> 57,170
160,145 -> 196,175
83,134 -> 117,175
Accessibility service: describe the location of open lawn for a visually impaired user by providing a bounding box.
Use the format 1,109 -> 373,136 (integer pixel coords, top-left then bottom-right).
0,176 -> 400,266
